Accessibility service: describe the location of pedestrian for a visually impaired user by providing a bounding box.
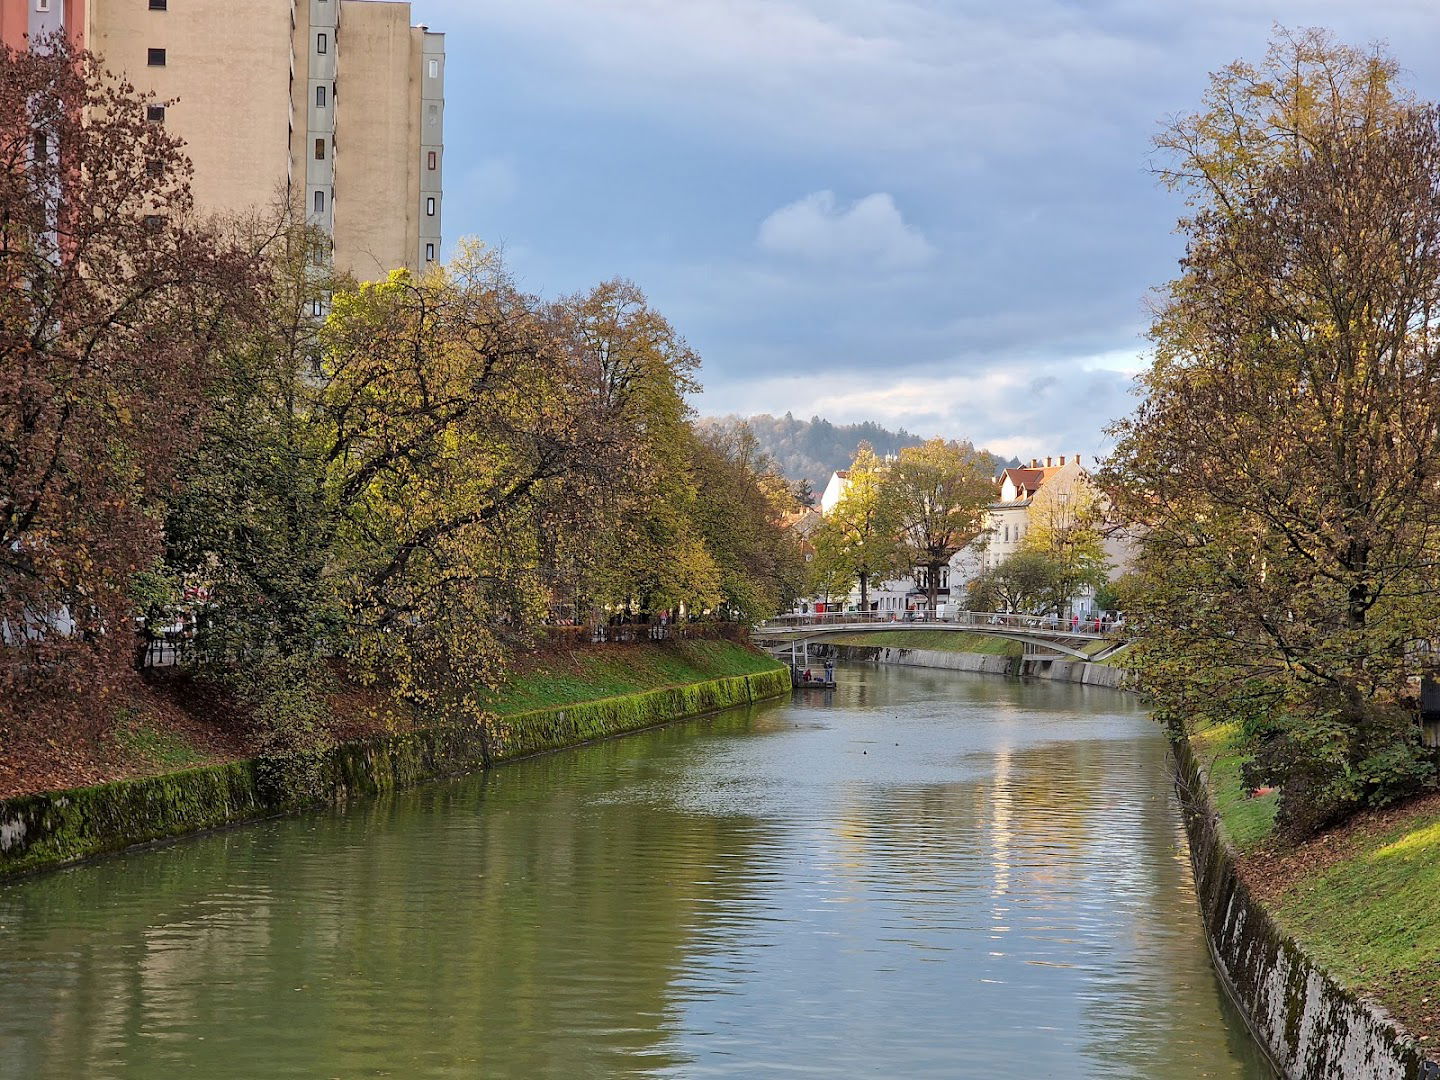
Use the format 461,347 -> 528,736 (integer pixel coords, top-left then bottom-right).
1071,613 -> 1079,632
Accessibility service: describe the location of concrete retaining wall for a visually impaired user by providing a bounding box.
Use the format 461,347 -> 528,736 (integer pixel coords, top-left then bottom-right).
1173,734 -> 1440,1080
833,644 -> 1126,688
0,666 -> 791,881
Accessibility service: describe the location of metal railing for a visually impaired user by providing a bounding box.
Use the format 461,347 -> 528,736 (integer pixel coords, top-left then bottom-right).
758,610 -> 1124,639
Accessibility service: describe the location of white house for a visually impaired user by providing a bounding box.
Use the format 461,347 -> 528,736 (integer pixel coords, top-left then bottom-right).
796,451 -> 1133,617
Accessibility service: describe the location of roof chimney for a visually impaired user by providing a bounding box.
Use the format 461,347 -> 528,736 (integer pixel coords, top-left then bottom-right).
1076,452 -> 1083,466
1046,456 -> 1052,467
1059,456 -> 1066,465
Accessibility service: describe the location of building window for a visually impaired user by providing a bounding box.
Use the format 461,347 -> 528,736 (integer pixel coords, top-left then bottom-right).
428,59 -> 438,78
313,190 -> 325,213
427,104 -> 438,127
146,159 -> 163,178
315,139 -> 326,160
149,0 -> 167,9
144,215 -> 164,231
33,132 -> 46,160
312,299 -> 324,317
146,104 -> 166,122
316,33 -> 327,54
425,243 -> 435,262
427,151 -> 436,170
147,48 -> 166,66
36,0 -> 51,11
315,85 -> 326,108
426,197 -> 435,216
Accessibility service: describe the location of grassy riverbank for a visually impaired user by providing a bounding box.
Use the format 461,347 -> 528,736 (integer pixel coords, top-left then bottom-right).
1,641 -> 788,879
481,640 -> 782,715
0,641 -> 782,801
1190,721 -> 1440,1044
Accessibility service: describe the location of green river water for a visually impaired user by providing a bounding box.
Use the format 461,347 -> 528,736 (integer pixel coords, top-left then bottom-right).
0,663 -> 1274,1078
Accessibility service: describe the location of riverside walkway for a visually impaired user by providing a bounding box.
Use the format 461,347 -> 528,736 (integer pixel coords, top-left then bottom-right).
754,611 -> 1124,662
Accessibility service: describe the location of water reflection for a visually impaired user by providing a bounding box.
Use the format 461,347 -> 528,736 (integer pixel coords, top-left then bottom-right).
0,665 -> 1272,1079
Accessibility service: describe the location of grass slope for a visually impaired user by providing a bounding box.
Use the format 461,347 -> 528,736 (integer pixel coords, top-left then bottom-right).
1190,721 -> 1277,851
825,629 -> 1024,656
1191,720 -> 1440,1042
1274,801 -> 1440,1036
481,640 -> 784,716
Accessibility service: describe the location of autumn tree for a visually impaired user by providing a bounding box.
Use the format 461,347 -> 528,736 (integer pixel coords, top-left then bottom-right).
321,247 -> 593,718
887,439 -> 995,617
544,279 -> 719,621
167,240 -> 592,772
689,425 -> 806,621
1104,30 -> 1440,835
163,214 -> 345,760
809,443 -> 904,613
0,38 -> 253,734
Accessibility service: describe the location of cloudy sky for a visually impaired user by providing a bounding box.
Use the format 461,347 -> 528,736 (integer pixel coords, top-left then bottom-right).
414,0 -> 1440,461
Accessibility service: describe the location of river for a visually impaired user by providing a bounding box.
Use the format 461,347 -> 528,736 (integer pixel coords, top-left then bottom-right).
0,663 -> 1273,1079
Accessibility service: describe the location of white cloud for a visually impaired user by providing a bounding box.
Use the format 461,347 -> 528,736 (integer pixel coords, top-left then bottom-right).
757,191 -> 934,268
697,354 -> 1138,463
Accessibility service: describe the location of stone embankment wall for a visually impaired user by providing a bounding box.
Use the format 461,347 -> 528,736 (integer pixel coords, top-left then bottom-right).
1173,734 -> 1440,1080
0,666 -> 791,881
831,644 -> 1126,688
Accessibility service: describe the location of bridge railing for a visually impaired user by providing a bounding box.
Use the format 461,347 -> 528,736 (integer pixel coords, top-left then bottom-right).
759,610 -> 1125,639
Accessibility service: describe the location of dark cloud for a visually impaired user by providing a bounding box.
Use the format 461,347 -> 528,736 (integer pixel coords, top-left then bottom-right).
420,0 -> 1440,454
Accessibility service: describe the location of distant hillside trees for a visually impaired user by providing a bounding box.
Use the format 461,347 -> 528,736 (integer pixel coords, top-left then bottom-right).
699,413 -> 927,494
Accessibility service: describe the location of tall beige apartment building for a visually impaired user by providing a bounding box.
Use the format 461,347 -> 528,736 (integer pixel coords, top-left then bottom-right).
1,0 -> 444,278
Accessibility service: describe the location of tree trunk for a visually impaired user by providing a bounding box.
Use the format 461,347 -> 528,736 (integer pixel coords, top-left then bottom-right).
859,570 -> 869,614
927,561 -> 940,618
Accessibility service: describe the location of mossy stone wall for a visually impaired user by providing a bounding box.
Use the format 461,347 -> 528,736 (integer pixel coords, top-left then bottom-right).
1173,733 -> 1440,1080
0,666 -> 790,881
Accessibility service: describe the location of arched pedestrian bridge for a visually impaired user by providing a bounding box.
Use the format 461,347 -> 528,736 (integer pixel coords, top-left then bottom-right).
753,611 -> 1125,662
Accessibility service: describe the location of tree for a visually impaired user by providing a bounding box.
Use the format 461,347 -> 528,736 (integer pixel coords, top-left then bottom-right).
1153,27 -> 1409,219
163,214 -> 347,761
888,439 -> 995,617
809,443 -> 904,612
1104,30 -> 1440,835
1020,475 -> 1110,615
543,279 -> 716,621
167,239 -> 593,769
968,550 -> 1061,614
690,426 -> 806,621
321,247 -> 592,717
0,38 -> 254,733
